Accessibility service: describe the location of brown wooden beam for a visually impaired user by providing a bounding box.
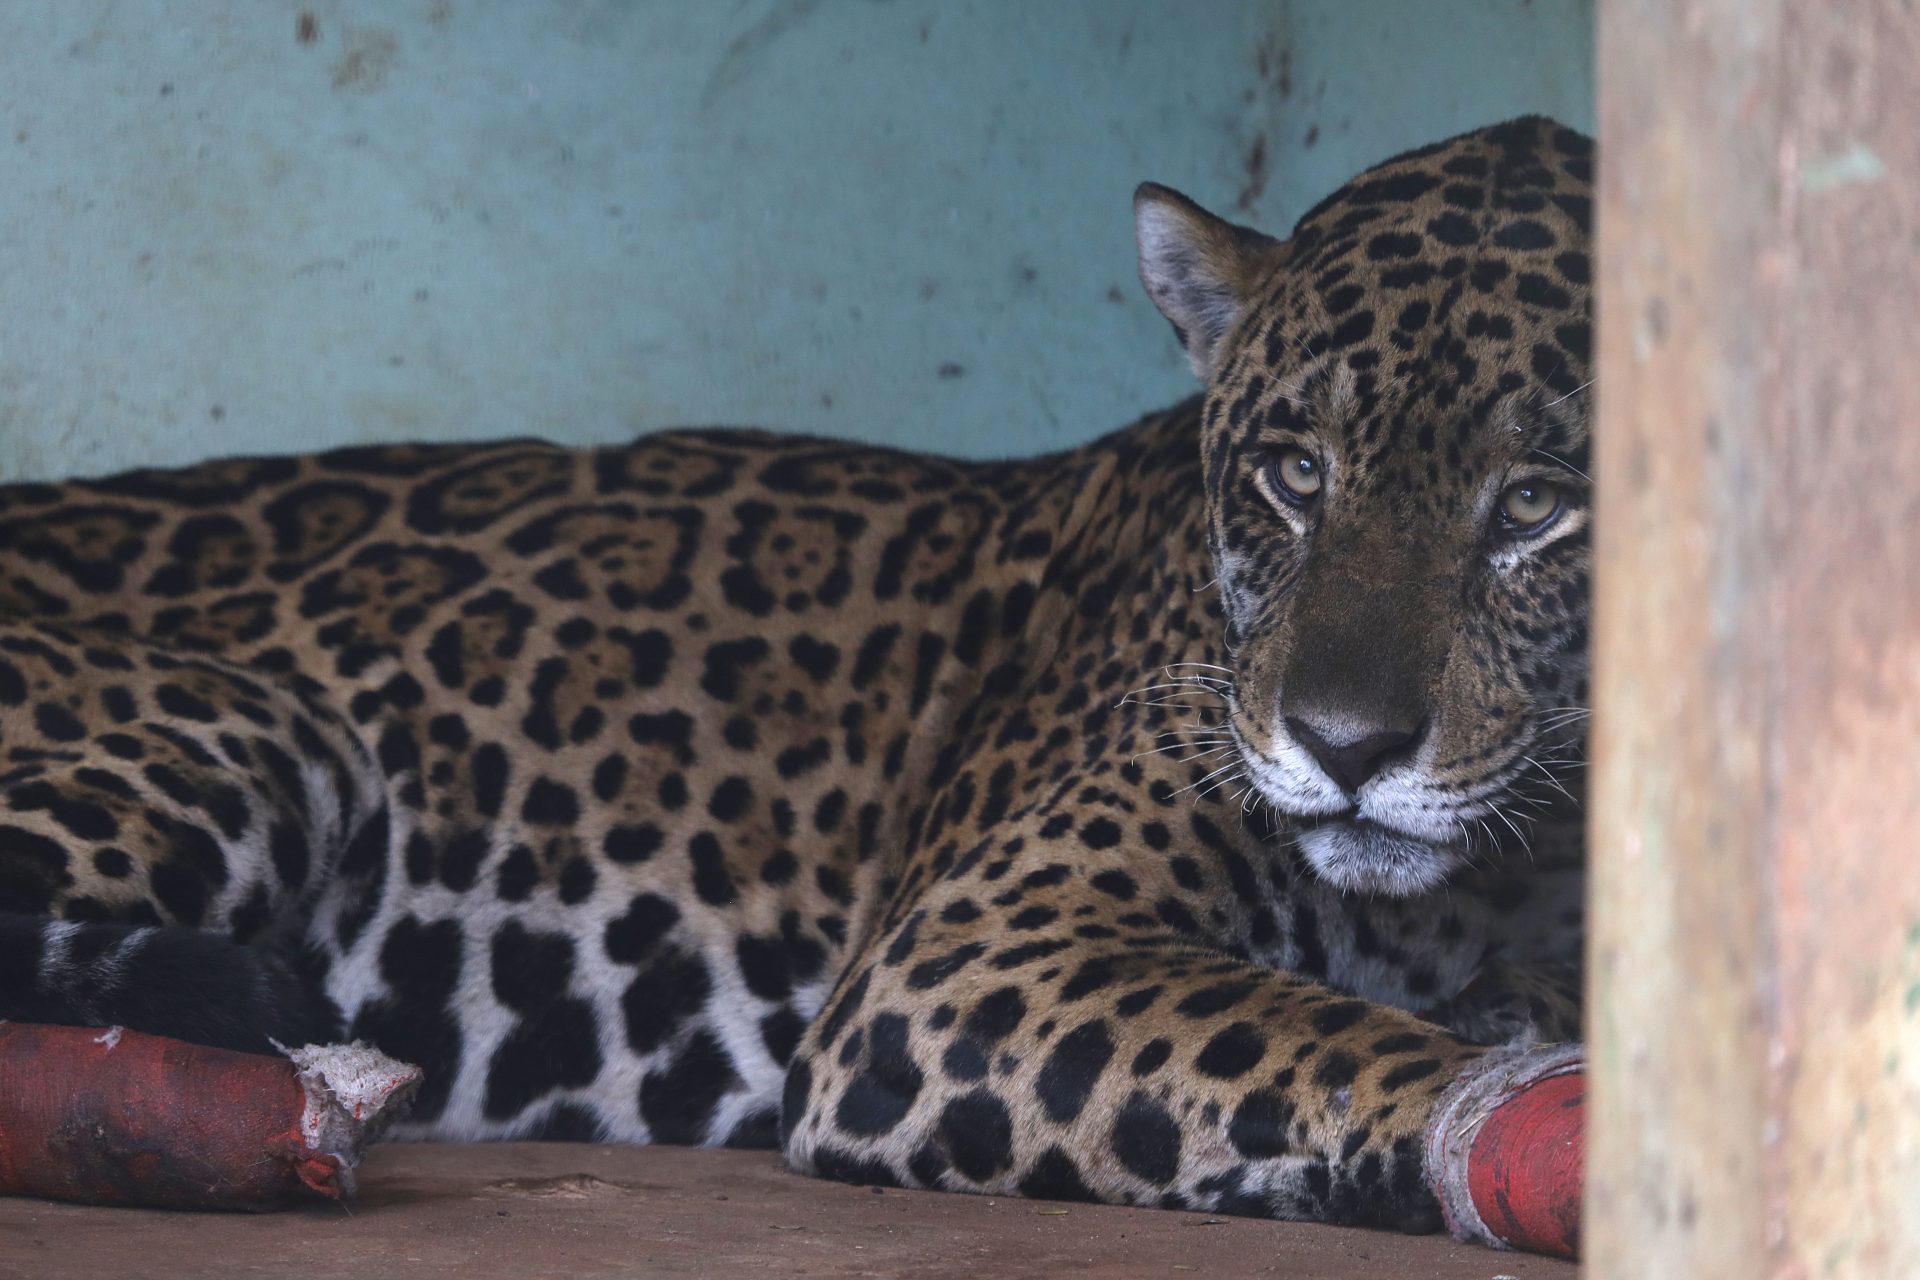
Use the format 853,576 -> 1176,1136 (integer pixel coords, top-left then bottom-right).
1591,2 -> 1920,1276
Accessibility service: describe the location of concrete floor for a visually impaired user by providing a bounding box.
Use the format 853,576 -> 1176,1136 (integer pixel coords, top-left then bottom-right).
0,1143 -> 1577,1279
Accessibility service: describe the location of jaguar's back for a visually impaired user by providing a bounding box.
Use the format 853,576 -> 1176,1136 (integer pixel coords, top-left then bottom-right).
0,422 -> 1173,1142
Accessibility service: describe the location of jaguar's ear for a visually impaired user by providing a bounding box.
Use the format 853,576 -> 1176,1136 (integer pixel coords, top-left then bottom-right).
1134,183 -> 1282,380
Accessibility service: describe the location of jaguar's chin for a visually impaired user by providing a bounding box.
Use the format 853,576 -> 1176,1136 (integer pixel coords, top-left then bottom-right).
1292,817 -> 1459,897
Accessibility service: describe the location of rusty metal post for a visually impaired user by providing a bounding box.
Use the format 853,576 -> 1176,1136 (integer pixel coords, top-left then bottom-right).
1590,2 -> 1920,1277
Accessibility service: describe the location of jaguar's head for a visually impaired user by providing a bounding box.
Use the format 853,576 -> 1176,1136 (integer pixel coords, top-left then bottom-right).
1136,117 -> 1593,896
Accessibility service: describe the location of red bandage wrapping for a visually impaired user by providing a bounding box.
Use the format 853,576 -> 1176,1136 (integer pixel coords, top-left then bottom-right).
1424,1041 -> 1583,1260
1464,1068 -> 1583,1256
0,1023 -> 421,1211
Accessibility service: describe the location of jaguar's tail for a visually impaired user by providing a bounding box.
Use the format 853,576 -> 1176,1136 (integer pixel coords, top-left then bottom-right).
0,913 -> 339,1054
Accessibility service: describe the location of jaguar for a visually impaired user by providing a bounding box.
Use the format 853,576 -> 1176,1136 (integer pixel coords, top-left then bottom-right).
0,116 -> 1591,1236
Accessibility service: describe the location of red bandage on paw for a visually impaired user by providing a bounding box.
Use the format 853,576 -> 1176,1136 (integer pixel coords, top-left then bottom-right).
0,1023 -> 421,1211
1423,1041 -> 1583,1259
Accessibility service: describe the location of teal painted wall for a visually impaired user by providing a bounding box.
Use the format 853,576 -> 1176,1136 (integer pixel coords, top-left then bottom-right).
0,1 -> 1591,482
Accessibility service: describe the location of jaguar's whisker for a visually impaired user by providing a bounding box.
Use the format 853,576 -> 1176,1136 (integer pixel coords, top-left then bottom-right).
1131,741 -> 1233,764
1174,759 -> 1245,798
1190,767 -> 1248,804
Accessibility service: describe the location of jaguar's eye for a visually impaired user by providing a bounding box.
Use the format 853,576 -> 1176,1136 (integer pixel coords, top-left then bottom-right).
1498,481 -> 1563,533
1265,448 -> 1323,505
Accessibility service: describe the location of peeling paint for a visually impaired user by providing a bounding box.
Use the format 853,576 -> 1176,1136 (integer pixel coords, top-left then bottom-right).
1801,142 -> 1887,193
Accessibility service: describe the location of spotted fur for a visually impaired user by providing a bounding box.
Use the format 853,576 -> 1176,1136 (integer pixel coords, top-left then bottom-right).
0,118 -> 1588,1229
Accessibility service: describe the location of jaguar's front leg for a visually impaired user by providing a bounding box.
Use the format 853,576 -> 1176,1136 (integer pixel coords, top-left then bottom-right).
782,924 -> 1578,1245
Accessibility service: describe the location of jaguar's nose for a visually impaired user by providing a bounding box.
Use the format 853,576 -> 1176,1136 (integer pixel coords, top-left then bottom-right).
1284,715 -> 1422,793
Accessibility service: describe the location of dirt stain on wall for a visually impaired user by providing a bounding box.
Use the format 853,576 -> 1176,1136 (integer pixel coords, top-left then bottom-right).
333,29 -> 397,92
